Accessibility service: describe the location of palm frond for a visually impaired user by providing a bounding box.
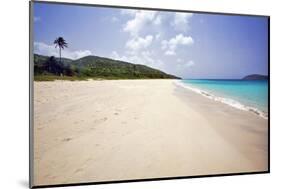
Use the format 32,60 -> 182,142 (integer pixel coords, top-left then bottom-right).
54,37 -> 68,49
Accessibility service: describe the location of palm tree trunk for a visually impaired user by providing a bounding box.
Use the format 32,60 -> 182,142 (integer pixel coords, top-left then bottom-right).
59,47 -> 62,77
59,47 -> 61,64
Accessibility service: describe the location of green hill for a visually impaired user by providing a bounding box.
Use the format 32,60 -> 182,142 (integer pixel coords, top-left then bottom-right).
34,54 -> 181,81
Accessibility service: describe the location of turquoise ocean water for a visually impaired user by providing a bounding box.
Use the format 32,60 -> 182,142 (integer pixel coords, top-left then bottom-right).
179,79 -> 268,118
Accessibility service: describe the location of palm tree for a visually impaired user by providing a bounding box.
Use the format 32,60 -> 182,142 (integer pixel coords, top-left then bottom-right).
54,37 -> 68,64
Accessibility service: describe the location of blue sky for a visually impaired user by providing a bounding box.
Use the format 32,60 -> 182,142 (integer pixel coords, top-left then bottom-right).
33,2 -> 268,79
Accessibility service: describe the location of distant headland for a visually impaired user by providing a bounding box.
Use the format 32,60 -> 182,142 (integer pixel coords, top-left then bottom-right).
242,74 -> 268,80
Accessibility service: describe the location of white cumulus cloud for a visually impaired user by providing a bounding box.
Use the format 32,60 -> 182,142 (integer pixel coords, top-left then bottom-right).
153,15 -> 162,25
177,58 -> 183,62
171,12 -> 193,32
120,9 -> 137,16
161,34 -> 194,56
123,10 -> 158,36
110,50 -> 163,70
110,51 -> 130,62
34,42 -> 92,60
125,35 -> 154,51
184,60 -> 195,67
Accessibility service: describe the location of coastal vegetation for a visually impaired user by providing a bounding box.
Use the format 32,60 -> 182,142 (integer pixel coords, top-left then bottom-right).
34,37 -> 180,81
34,54 -> 181,81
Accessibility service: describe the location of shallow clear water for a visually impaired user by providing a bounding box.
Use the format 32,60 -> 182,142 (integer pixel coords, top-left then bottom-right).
181,79 -> 268,114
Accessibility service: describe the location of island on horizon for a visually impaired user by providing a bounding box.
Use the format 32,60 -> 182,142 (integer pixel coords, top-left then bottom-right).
242,74 -> 268,80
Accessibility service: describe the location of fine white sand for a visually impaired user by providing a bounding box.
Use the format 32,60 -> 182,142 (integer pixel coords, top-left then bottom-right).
33,79 -> 268,186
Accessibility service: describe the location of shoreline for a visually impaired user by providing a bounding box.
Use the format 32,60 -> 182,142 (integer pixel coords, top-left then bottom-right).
174,80 -> 268,119
33,79 -> 268,186
34,78 -> 268,119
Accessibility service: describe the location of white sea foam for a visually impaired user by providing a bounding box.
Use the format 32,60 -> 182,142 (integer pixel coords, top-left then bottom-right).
174,81 -> 268,119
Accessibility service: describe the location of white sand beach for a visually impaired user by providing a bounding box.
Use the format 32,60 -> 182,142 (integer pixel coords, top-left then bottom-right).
33,79 -> 268,186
